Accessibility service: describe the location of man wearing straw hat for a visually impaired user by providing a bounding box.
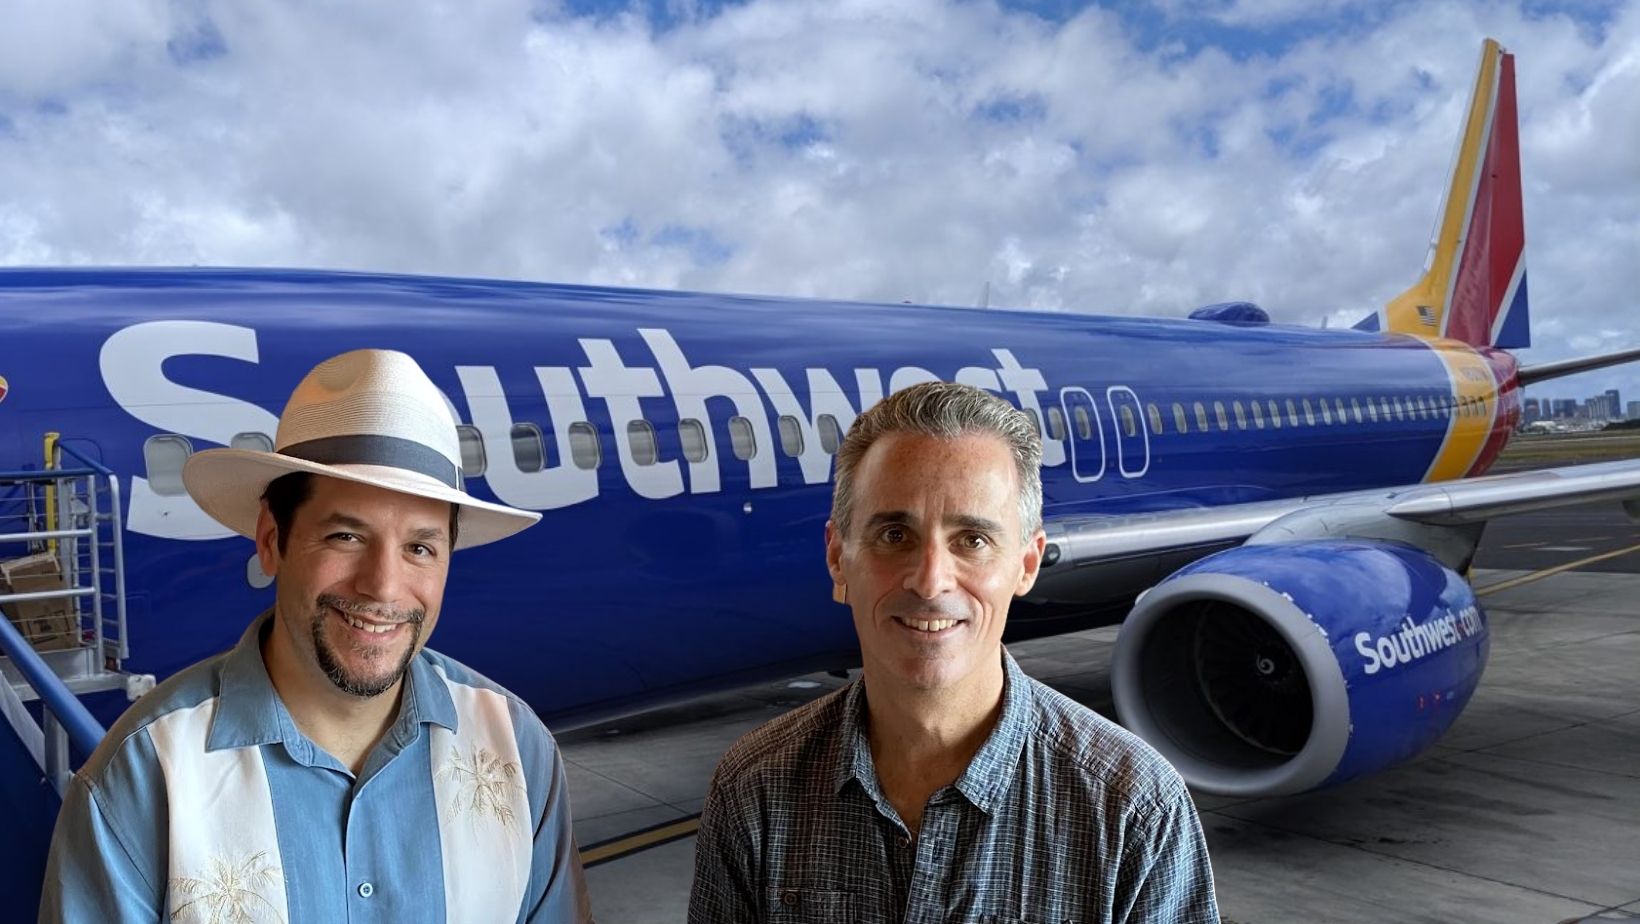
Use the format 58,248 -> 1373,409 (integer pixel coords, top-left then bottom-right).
41,350 -> 592,923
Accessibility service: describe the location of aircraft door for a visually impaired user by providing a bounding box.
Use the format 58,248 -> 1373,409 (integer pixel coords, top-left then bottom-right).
1058,388 -> 1106,483
1105,386 -> 1150,478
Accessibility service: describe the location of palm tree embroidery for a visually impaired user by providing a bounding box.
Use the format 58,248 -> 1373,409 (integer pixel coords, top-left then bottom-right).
440,745 -> 522,831
168,850 -> 285,923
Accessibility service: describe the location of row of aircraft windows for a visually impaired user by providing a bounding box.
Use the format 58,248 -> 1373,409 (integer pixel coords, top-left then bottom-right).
142,394 -> 1492,494
490,413 -> 846,476
142,413 -> 849,493
1025,393 -> 1492,442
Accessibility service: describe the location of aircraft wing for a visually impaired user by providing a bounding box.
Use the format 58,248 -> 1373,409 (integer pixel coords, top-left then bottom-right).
1039,457 -> 1640,571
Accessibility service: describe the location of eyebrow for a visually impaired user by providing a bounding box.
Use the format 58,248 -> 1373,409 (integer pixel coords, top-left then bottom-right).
861,511 -> 1005,535
318,513 -> 448,544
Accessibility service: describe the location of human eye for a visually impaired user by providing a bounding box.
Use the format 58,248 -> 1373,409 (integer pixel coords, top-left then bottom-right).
407,542 -> 436,558
876,524 -> 909,546
956,532 -> 992,552
327,532 -> 361,544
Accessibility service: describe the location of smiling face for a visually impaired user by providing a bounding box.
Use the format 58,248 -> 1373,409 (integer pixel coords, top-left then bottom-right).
827,431 -> 1045,696
257,476 -> 453,700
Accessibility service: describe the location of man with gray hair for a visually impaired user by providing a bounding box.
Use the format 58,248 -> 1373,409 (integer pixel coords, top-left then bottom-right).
689,381 -> 1218,923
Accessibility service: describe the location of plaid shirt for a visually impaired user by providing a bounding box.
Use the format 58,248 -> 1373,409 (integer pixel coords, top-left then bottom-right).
689,650 -> 1219,923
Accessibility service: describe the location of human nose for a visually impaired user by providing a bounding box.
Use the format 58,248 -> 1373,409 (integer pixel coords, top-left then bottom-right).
352,542 -> 406,603
905,540 -> 956,600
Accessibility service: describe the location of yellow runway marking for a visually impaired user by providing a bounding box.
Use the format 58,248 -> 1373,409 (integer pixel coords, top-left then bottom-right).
1475,542 -> 1640,597
580,816 -> 702,868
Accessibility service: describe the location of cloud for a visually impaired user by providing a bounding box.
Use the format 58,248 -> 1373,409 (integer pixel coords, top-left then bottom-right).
0,0 -> 1635,402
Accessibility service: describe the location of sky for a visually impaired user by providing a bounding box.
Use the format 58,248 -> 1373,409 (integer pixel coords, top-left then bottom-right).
2,0 -> 1637,408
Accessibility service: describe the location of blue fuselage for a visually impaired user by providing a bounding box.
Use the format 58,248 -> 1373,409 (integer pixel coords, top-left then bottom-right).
0,269 -> 1520,726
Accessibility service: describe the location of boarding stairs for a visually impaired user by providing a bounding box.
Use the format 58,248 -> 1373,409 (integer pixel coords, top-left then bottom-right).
0,440 -> 149,910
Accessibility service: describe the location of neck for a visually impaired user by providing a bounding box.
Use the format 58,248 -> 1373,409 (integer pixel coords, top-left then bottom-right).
861,651 -> 1007,835
261,615 -> 403,774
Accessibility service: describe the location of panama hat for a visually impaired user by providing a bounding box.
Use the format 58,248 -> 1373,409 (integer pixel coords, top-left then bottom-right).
182,349 -> 540,550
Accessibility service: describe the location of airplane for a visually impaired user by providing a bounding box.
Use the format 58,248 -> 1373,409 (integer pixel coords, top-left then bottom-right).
3,36 -> 1640,900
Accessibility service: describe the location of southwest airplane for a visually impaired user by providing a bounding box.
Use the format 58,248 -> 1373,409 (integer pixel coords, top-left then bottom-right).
3,39 -> 1639,823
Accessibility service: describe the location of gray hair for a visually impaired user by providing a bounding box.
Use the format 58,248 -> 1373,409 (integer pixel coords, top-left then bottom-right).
831,381 -> 1044,540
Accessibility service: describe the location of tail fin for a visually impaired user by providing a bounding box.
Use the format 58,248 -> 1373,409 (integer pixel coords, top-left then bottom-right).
1370,39 -> 1529,348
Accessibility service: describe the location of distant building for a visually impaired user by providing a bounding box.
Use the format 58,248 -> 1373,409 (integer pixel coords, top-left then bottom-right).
1629,400 -> 1640,420
1553,398 -> 1579,419
1605,389 -> 1622,417
1523,398 -> 1541,421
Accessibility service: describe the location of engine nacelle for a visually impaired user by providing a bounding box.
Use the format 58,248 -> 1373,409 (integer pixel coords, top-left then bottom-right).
1111,540 -> 1489,797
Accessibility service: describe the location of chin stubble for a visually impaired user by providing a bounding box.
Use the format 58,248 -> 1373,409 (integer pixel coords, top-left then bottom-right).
312,593 -> 426,698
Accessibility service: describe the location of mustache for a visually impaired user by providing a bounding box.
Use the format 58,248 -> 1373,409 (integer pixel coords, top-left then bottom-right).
318,593 -> 425,626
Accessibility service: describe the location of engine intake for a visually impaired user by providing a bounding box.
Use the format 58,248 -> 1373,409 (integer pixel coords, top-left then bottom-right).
1111,540 -> 1489,797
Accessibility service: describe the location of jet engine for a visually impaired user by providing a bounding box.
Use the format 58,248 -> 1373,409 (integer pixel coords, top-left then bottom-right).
1111,540 -> 1489,797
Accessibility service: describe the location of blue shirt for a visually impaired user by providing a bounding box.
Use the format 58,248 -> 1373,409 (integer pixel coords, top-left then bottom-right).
40,612 -> 591,923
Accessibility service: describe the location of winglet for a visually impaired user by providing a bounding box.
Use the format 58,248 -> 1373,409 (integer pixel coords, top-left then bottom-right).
1376,39 -> 1528,348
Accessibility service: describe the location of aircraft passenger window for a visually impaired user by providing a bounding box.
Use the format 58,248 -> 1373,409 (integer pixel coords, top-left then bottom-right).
1120,406 -> 1137,438
627,420 -> 659,466
1024,409 -> 1042,436
1351,398 -> 1364,423
1366,399 -> 1378,422
142,435 -> 193,497
1317,399 -> 1332,425
230,432 -> 273,453
456,425 -> 486,477
1193,402 -> 1209,432
678,418 -> 709,464
1232,401 -> 1247,430
1267,400 -> 1282,428
1335,398 -> 1348,422
1302,399 -> 1316,426
1144,404 -> 1161,436
1393,398 -> 1406,420
1046,406 -> 1067,442
1173,403 -> 1189,433
777,415 -> 804,457
568,422 -> 601,470
818,414 -> 843,455
1213,401 -> 1229,431
1285,399 -> 1299,427
510,423 -> 546,473
1078,406 -> 1096,440
1380,398 -> 1394,420
1250,401 -> 1265,429
728,415 -> 757,460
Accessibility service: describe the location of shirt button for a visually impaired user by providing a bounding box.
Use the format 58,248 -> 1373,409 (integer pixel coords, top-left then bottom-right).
780,890 -> 799,907
358,882 -> 374,898
898,836 -> 912,849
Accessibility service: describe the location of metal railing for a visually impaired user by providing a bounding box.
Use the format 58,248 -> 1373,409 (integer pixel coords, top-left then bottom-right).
0,611 -> 103,794
0,443 -> 136,794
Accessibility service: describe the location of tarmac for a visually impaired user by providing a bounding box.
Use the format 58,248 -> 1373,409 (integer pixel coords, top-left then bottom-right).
562,502 -> 1640,923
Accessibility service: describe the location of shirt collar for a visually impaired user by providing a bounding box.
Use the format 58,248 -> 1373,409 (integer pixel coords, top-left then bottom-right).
951,648 -> 1033,815
207,610 -> 458,755
832,648 -> 1035,816
833,675 -> 876,798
